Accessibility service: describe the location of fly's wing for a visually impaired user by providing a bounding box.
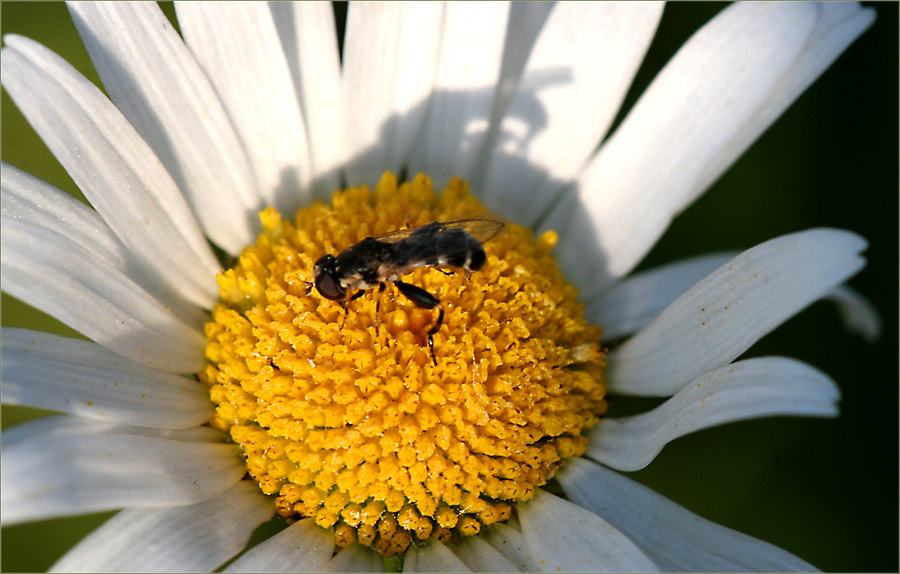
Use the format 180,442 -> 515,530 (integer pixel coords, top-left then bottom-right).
441,218 -> 505,243
369,221 -> 439,244
370,218 -> 505,245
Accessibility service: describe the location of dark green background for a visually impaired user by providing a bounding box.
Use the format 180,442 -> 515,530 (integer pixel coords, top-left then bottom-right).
2,2 -> 897,572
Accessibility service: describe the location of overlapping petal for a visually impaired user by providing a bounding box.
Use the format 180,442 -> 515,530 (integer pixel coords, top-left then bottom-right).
404,541 -> 472,573
1,328 -> 213,429
0,164 -> 209,325
49,481 -> 273,573
542,2 -> 874,295
482,1 -> 663,226
518,490 -> 659,572
481,522 -> 538,572
223,518 -> 335,573
0,35 -> 221,309
321,543 -> 385,572
407,2 -> 510,191
827,285 -> 882,343
591,251 -> 879,344
1,163 -> 132,275
341,2 -> 443,185
2,414 -> 225,447
589,252 -> 736,341
67,1 -> 262,253
2,416 -> 244,524
175,1 -> 313,216
558,458 -> 816,572
268,1 -> 343,199
1,217 -> 207,372
607,229 -> 866,396
452,535 -> 520,572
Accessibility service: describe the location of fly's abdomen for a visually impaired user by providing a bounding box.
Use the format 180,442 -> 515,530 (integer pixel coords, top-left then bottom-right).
394,229 -> 486,273
435,229 -> 486,271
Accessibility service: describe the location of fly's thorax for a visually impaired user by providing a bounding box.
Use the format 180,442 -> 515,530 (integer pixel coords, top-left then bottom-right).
334,238 -> 395,289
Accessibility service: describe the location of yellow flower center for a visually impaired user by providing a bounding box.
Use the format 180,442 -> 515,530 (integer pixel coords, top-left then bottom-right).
200,172 -> 607,557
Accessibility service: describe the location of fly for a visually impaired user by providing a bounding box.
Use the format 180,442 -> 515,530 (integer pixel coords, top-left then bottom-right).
306,218 -> 505,364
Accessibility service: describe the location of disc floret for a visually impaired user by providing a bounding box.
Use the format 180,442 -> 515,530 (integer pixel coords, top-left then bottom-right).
201,172 -> 606,556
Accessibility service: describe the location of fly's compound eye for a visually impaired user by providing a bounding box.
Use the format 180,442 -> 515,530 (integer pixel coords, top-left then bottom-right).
313,255 -> 344,301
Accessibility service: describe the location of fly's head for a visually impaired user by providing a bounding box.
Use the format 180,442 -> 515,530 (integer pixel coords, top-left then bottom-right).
312,254 -> 345,301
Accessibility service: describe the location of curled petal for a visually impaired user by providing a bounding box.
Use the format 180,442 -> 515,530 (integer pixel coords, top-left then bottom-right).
589,357 -> 840,471
607,229 -> 866,396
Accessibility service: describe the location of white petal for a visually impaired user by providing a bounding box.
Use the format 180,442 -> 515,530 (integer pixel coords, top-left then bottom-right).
607,229 -> 866,396
544,2 -> 873,294
518,489 -> 659,572
558,457 -> 817,572
482,2 -> 664,226
341,2 -> 443,186
453,535 -> 520,572
2,416 -> 244,524
407,2 -> 510,190
588,357 -> 839,471
175,1 -> 313,215
481,2 -> 556,139
591,252 -> 879,344
49,481 -> 273,573
826,285 -> 881,343
322,543 -> 385,573
1,328 -> 213,429
482,522 -> 538,572
223,518 -> 334,573
590,253 -> 736,341
0,35 -> 221,308
1,217 -> 207,373
689,2 -> 876,206
269,1 -> 343,199
67,1 -> 262,253
1,414 -> 224,448
0,163 -> 208,326
403,541 -> 471,573
1,163 -> 128,272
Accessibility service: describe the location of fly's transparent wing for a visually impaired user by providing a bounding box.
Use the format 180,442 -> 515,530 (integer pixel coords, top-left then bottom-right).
371,218 -> 505,245
442,218 -> 505,243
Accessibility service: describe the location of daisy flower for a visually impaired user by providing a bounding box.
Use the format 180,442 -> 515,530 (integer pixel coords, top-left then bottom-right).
0,1 -> 883,572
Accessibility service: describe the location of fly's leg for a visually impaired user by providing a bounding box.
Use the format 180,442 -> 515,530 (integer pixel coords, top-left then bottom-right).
341,290 -> 366,330
393,280 -> 444,365
374,283 -> 386,338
